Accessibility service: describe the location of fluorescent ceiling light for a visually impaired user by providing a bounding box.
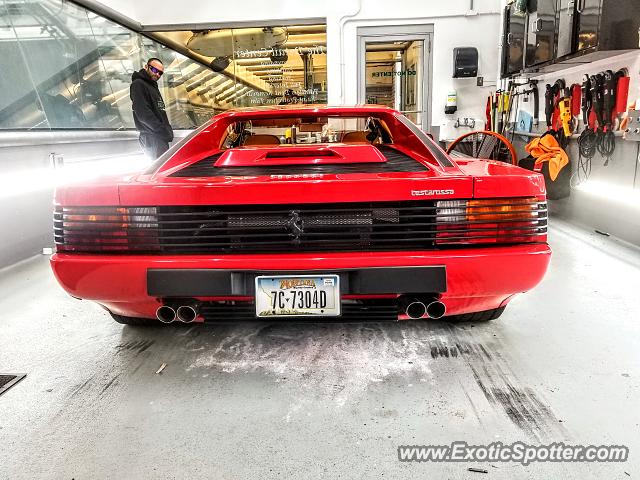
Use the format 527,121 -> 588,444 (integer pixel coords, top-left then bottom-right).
0,153 -> 150,199
574,180 -> 640,208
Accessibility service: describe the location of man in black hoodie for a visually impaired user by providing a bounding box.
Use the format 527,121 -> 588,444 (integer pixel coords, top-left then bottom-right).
130,58 -> 174,159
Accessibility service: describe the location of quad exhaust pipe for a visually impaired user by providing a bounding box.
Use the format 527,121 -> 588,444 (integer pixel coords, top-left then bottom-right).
400,297 -> 446,319
156,305 -> 176,323
425,300 -> 446,319
404,299 -> 427,319
176,302 -> 200,323
157,297 -> 444,323
156,301 -> 201,323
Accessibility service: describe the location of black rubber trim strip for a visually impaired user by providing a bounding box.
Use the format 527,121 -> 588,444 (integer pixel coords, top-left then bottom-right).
394,114 -> 454,167
147,266 -> 446,297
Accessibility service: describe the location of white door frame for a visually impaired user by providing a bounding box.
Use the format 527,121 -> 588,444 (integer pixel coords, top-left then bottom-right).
357,24 -> 433,132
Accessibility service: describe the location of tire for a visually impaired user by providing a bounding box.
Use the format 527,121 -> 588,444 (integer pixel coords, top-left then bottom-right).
109,312 -> 158,326
444,306 -> 506,323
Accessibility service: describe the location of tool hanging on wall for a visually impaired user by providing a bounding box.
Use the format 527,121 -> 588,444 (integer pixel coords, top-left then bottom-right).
520,67 -> 630,190
483,92 -> 495,133
491,91 -> 499,133
544,83 -> 555,130
490,78 -> 536,136
598,70 -> 617,165
486,95 -> 492,133
614,71 -> 630,130
491,86 -> 511,135
496,91 -> 504,134
544,79 -> 571,148
529,81 -> 540,127
574,75 -> 597,186
558,86 -> 573,139
590,73 -> 606,158
505,80 -> 539,127
503,81 -> 527,138
502,90 -> 511,135
499,80 -> 539,144
594,69 -> 629,166
570,83 -> 582,133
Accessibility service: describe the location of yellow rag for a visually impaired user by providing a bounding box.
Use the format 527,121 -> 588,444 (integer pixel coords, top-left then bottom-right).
525,134 -> 569,181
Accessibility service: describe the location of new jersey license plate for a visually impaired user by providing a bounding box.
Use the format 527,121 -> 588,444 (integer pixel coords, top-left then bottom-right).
255,274 -> 340,317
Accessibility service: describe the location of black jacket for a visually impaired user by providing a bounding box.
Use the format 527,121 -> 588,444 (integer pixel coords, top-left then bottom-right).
130,69 -> 173,142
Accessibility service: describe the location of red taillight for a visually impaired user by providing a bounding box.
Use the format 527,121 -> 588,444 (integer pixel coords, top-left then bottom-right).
54,207 -> 159,253
435,198 -> 547,245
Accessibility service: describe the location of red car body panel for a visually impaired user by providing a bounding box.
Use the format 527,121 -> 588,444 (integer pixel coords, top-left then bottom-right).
51,245 -> 550,320
51,105 -> 551,322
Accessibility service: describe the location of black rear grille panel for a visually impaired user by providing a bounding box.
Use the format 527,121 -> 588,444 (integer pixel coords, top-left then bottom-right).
54,200 -> 547,254
201,299 -> 399,322
169,145 -> 428,177
157,201 -> 437,253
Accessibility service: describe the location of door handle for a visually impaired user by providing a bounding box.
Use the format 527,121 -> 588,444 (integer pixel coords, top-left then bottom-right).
576,0 -> 585,13
532,18 -> 543,33
507,32 -> 514,45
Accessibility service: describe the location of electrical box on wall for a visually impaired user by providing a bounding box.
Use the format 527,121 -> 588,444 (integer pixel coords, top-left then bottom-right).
452,47 -> 478,78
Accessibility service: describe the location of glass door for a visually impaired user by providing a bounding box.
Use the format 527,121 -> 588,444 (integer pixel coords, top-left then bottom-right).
358,27 -> 432,131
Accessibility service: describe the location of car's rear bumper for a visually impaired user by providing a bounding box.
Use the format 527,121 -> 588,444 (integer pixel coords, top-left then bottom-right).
50,244 -> 551,319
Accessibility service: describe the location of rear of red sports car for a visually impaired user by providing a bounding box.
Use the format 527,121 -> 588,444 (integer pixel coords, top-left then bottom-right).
50,105 -> 550,325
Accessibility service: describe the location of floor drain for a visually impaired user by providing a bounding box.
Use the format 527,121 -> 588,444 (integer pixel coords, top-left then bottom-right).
0,374 -> 26,397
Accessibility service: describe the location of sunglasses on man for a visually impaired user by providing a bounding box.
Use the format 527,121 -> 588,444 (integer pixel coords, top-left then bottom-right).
148,65 -> 164,77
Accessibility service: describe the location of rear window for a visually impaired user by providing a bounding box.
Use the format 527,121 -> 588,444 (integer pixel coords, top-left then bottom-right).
221,116 -> 393,148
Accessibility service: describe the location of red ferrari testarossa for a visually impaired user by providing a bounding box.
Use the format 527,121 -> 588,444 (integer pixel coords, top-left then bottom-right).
51,105 -> 550,325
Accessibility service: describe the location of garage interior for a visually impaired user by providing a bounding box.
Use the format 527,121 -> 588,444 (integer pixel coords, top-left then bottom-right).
1,0 -> 639,478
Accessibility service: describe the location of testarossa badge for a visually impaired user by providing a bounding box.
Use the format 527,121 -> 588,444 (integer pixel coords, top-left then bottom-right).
411,189 -> 455,196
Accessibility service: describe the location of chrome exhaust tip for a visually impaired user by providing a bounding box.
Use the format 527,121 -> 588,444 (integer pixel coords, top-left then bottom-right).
426,301 -> 446,319
156,305 -> 176,323
405,300 -> 427,319
176,305 -> 198,323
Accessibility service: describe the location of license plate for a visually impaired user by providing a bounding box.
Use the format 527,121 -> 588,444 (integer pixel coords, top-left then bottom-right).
255,274 -> 340,317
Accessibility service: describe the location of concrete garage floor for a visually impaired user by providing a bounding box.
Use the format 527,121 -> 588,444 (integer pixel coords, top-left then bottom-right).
0,218 -> 638,479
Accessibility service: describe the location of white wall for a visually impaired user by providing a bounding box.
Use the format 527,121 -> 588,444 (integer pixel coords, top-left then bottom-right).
339,9 -> 501,139
89,0 -> 503,139
90,0 -> 500,27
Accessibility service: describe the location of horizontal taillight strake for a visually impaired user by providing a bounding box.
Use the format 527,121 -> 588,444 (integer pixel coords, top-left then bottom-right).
435,198 -> 547,245
54,198 -> 547,254
54,207 -> 159,253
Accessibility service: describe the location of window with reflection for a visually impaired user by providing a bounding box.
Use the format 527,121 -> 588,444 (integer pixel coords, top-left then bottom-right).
151,26 -> 327,109
0,0 -> 328,131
